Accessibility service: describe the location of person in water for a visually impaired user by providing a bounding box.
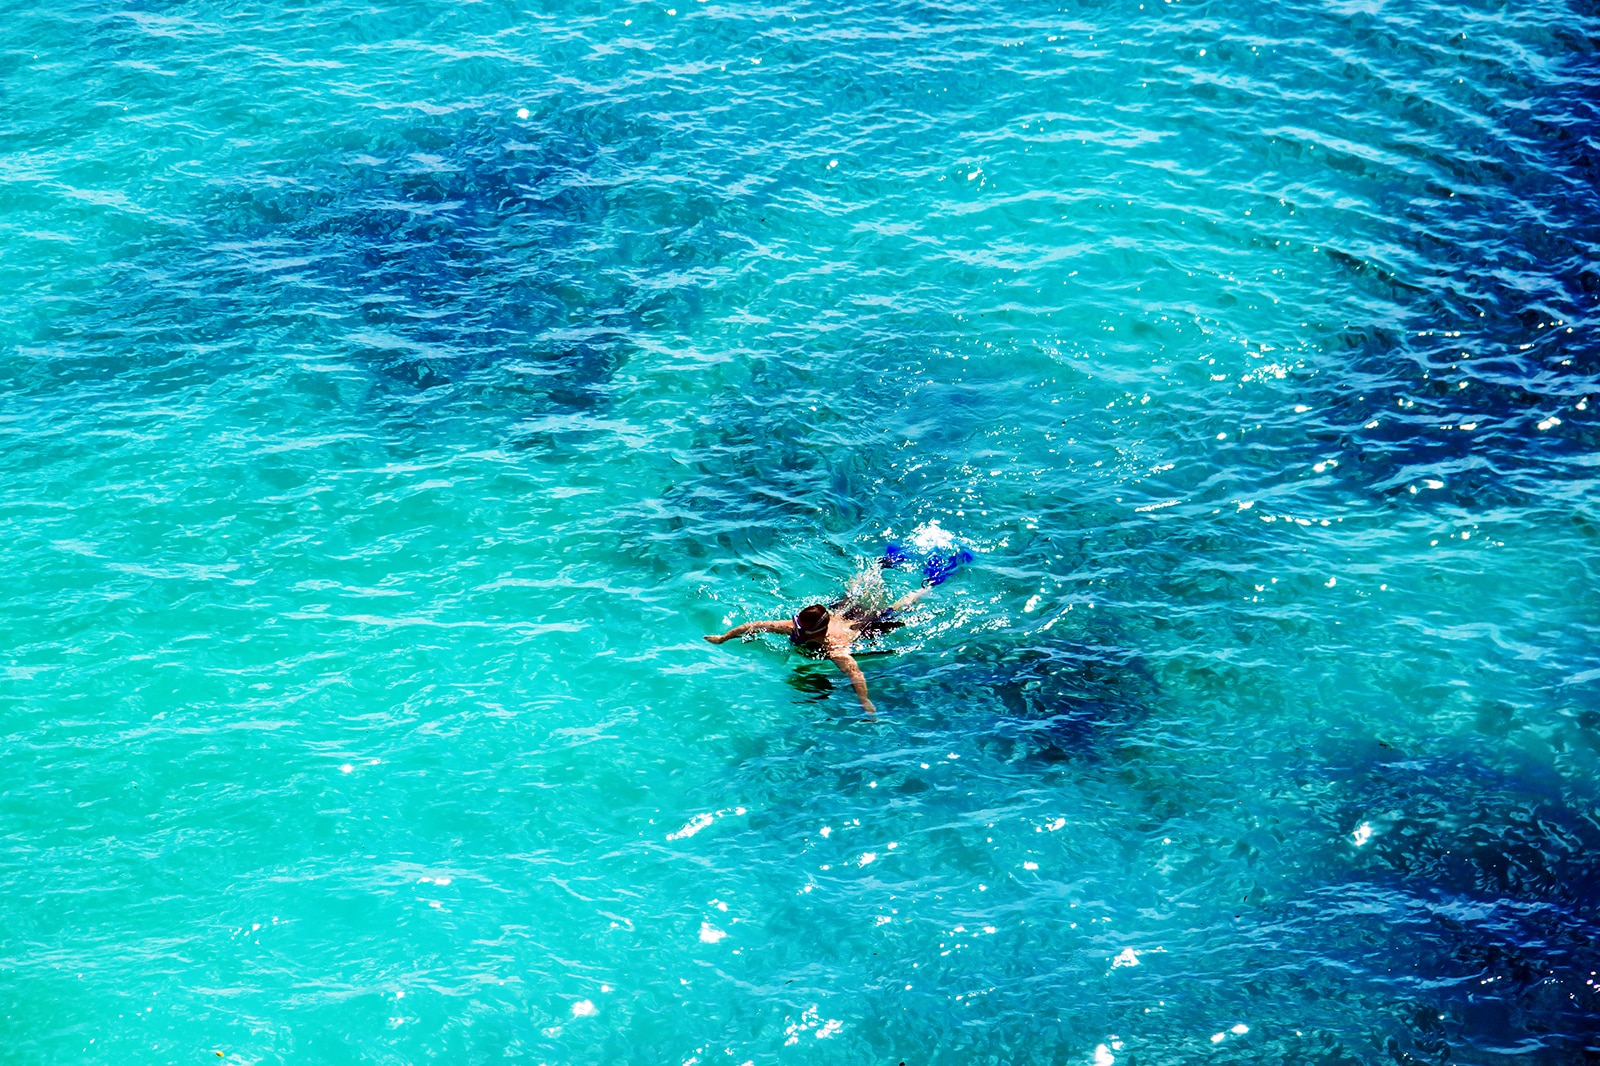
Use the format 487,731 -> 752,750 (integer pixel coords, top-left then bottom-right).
703,584 -> 933,715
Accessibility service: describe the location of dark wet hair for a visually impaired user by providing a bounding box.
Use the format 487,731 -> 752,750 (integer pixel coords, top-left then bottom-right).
794,604 -> 829,634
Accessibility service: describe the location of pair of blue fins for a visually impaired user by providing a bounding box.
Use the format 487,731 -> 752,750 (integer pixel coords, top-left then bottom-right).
879,542 -> 975,587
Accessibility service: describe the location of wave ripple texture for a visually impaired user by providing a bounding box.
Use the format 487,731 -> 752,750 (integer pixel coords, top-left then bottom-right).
1,0 -> 1597,1062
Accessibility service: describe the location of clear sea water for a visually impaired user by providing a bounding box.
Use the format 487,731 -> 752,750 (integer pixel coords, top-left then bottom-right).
3,0 -> 1598,1062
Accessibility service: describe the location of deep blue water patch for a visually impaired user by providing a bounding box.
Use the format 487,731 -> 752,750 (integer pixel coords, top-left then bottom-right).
1271,746 -> 1600,1062
8,84 -> 732,427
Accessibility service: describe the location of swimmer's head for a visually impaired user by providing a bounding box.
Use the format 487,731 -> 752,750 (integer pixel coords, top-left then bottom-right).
793,604 -> 830,638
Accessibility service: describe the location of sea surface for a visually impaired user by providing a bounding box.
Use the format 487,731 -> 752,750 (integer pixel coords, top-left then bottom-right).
2,0 -> 1598,1062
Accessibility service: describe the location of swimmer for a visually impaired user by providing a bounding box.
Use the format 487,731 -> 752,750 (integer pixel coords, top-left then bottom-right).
703,584 -> 934,715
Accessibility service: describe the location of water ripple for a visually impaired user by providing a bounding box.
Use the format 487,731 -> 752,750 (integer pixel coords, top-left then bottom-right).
1,0 -> 1598,1062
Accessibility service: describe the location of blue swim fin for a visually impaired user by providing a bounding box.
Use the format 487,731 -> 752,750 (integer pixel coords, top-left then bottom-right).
921,547 -> 974,587
879,542 -> 911,569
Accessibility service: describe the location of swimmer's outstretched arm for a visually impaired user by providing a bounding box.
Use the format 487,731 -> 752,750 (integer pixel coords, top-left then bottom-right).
829,653 -> 875,715
704,620 -> 794,644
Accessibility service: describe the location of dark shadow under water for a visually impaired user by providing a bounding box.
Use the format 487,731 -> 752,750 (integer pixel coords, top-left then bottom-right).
1272,740 -> 1600,1063
18,98 -> 732,433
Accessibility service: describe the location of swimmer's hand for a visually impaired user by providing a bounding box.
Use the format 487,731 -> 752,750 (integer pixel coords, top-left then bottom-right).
704,633 -> 727,644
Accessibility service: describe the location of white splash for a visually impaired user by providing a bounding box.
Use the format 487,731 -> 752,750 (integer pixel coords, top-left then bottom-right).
1352,822 -> 1373,847
1093,1044 -> 1115,1066
699,922 -> 727,944
571,999 -> 597,1018
1111,948 -> 1141,969
908,520 -> 956,552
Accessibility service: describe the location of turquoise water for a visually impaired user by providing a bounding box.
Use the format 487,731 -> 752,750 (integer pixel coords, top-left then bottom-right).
3,0 -> 1599,1061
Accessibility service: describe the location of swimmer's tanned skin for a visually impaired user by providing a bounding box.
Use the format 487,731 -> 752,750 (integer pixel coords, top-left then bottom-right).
703,586 -> 931,714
